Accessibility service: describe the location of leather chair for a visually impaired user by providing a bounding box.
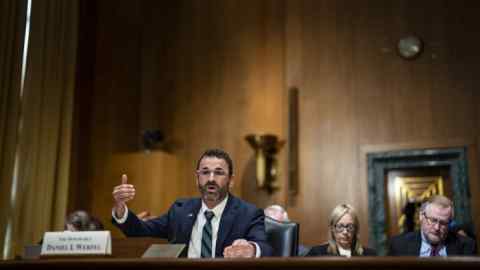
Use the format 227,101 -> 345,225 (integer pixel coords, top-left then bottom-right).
264,216 -> 299,256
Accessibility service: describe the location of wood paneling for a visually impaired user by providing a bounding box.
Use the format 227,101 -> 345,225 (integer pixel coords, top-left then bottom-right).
98,152 -> 181,237
4,257 -> 480,269
72,0 -> 480,248
72,0 -> 287,225
136,0 -> 287,203
285,0 -> 480,246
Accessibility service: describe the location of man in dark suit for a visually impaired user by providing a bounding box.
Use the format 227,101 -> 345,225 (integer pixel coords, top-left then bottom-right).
112,148 -> 272,258
389,195 -> 476,256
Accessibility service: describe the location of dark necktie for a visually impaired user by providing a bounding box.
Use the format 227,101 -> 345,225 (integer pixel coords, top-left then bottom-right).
201,211 -> 215,258
430,245 -> 439,257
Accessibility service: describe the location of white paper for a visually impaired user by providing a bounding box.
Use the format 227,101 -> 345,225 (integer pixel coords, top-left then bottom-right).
41,231 -> 112,256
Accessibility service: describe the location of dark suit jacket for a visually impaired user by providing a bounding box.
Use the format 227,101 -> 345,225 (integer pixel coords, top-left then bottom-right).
112,194 -> 273,257
388,231 -> 477,256
306,243 -> 377,256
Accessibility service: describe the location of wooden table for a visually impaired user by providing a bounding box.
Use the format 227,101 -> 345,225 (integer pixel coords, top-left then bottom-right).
1,257 -> 479,270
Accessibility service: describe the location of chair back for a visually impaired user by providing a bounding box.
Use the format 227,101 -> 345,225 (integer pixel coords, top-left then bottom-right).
264,216 -> 299,256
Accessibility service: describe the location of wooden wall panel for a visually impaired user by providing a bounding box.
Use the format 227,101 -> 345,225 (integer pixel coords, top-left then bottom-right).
72,0 -> 480,248
73,0 -> 287,225
135,0 -> 287,204
285,0 -> 480,246
96,152 -> 181,237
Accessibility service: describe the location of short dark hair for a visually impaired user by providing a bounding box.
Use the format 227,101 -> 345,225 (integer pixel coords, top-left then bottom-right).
65,210 -> 104,231
196,148 -> 234,176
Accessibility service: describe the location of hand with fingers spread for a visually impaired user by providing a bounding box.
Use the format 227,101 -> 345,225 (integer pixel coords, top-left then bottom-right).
112,174 -> 136,219
223,239 -> 256,258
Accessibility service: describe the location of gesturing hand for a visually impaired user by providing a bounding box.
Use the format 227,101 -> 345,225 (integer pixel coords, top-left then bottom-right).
112,174 -> 135,218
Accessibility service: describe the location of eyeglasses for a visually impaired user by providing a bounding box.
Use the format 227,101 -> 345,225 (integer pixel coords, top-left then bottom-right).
333,223 -> 355,233
196,169 -> 227,178
422,213 -> 450,227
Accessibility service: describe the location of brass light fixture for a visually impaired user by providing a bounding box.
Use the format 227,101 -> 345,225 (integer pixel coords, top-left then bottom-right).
245,134 -> 285,193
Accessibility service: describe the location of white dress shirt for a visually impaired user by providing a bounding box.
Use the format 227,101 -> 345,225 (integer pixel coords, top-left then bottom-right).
338,246 -> 352,257
420,232 -> 447,257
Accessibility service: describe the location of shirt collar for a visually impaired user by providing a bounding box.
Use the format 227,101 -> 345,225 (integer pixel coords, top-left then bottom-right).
337,246 -> 352,257
420,231 -> 445,249
200,194 -> 229,219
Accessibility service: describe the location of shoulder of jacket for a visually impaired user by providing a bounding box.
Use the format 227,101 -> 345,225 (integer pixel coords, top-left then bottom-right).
172,197 -> 198,207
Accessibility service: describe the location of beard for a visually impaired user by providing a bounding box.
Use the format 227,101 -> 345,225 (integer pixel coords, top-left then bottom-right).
198,181 -> 229,204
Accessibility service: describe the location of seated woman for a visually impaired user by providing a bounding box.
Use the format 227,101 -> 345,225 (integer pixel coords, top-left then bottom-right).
306,204 -> 376,256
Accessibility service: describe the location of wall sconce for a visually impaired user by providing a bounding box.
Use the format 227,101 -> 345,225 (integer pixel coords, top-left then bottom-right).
245,134 -> 285,193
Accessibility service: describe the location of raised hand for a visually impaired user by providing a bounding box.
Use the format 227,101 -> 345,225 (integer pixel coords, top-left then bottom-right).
112,174 -> 136,218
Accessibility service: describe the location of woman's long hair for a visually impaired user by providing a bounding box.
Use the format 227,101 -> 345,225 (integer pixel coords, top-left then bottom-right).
327,204 -> 364,256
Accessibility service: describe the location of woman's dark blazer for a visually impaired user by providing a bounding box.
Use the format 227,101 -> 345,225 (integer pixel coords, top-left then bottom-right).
306,243 -> 377,256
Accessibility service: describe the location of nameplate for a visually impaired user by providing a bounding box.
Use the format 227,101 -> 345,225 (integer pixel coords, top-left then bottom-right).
41,231 -> 111,256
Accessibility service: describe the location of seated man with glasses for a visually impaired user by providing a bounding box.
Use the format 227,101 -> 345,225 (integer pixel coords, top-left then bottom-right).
306,204 -> 376,256
111,148 -> 272,258
388,195 -> 476,256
